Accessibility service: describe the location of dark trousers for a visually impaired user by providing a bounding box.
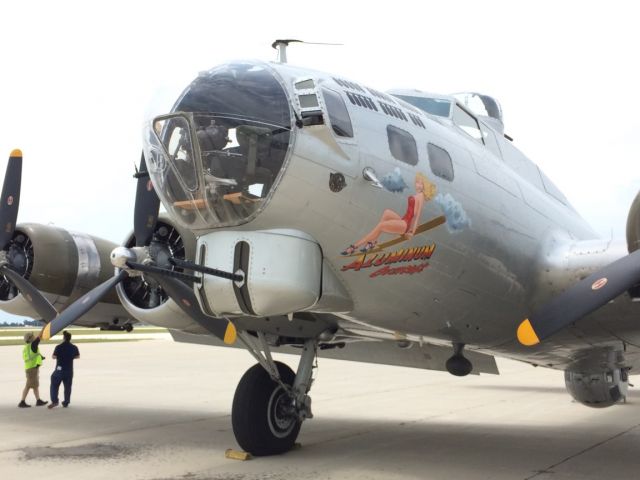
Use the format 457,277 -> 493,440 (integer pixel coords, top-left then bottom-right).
50,370 -> 73,405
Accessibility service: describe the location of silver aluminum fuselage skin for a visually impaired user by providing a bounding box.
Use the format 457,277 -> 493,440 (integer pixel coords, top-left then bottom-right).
159,61 -> 638,372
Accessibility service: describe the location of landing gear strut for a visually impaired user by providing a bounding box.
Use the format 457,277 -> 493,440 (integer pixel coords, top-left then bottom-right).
232,333 -> 317,456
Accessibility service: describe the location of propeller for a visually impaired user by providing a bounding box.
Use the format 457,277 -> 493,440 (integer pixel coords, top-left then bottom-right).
517,249 -> 640,346
144,271 -> 236,344
0,149 -> 21,249
0,150 -> 58,322
1,266 -> 57,322
133,152 -> 160,247
39,151 -> 237,344
41,271 -> 128,340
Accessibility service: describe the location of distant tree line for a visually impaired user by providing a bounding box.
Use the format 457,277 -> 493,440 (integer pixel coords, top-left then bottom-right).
0,319 -> 44,327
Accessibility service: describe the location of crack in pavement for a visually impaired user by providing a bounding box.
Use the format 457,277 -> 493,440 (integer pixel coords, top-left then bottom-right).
523,422 -> 640,479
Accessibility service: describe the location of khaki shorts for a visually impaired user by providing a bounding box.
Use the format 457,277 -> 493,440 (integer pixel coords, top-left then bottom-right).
25,367 -> 39,388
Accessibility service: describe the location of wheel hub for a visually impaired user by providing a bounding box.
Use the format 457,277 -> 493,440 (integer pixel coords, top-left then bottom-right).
267,386 -> 297,438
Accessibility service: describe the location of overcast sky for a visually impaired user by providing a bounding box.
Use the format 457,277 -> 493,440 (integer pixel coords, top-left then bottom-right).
1,1 -> 639,322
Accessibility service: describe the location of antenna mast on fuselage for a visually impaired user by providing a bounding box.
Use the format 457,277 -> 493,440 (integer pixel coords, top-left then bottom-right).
272,39 -> 301,64
271,39 -> 344,64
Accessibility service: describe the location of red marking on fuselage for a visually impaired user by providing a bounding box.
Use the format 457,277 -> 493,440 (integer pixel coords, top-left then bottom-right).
591,278 -> 608,290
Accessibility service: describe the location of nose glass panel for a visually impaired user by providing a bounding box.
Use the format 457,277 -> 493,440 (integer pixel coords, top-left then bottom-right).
143,62 -> 292,230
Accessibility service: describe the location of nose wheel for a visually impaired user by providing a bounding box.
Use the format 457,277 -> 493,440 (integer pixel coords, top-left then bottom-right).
232,361 -> 301,456
232,334 -> 317,456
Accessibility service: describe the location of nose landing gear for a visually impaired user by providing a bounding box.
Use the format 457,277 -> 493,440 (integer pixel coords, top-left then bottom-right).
232,334 -> 317,456
232,361 -> 301,455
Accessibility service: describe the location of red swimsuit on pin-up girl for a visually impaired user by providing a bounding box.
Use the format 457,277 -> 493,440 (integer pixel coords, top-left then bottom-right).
401,196 -> 415,233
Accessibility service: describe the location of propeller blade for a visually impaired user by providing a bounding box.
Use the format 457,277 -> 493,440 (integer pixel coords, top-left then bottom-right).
134,152 -> 160,247
145,272 -> 236,345
0,149 -> 22,249
517,249 -> 640,346
40,270 -> 129,340
0,265 -> 57,322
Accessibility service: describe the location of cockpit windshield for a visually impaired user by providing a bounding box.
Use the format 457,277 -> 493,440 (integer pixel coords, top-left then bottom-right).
392,94 -> 452,118
143,62 -> 292,230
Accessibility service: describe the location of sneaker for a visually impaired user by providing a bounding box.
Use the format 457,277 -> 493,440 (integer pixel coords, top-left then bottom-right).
35,399 -> 48,407
18,400 -> 31,408
62,402 -> 69,408
47,402 -> 59,410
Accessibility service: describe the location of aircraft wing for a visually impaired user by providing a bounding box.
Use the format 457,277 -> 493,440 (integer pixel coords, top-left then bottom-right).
169,328 -> 499,375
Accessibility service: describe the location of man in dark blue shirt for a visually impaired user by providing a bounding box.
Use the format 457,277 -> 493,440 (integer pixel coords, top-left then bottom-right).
48,331 -> 80,409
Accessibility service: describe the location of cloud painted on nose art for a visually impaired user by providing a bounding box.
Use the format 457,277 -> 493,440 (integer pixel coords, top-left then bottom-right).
434,193 -> 470,232
380,168 -> 408,193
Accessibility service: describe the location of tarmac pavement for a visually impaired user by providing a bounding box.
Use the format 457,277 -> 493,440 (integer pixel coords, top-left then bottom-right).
1,338 -> 639,480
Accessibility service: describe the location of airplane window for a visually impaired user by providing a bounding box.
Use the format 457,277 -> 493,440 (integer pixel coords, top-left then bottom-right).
147,62 -> 294,230
427,143 -> 454,181
479,122 -> 502,158
154,116 -> 199,192
394,95 -> 452,117
453,105 -> 483,144
387,125 -> 418,166
453,92 -> 503,123
295,79 -> 315,90
299,94 -> 319,109
322,88 -> 354,138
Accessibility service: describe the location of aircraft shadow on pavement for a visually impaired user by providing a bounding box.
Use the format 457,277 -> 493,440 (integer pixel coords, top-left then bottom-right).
1,401 -> 639,473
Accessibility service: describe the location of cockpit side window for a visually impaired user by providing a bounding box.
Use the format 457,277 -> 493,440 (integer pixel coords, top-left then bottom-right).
322,88 -> 354,138
453,104 -> 483,144
387,125 -> 418,166
479,121 -> 502,159
155,116 -> 199,192
393,94 -> 452,117
427,143 -> 454,181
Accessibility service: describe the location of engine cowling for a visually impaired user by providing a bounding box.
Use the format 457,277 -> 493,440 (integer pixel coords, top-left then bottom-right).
627,191 -> 640,253
626,191 -> 640,299
0,223 -> 130,327
564,368 -> 629,408
115,218 -> 202,332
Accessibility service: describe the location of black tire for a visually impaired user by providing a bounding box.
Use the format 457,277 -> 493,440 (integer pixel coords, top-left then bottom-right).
232,361 -> 301,456
124,323 -> 133,333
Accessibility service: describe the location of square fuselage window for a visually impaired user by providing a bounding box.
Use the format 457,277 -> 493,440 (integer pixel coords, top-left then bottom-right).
387,125 -> 418,166
427,143 -> 454,181
322,88 -> 354,138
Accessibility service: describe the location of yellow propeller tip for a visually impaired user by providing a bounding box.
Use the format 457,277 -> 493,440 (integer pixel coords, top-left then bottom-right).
41,323 -> 52,341
223,321 -> 237,345
10,149 -> 22,157
517,319 -> 540,346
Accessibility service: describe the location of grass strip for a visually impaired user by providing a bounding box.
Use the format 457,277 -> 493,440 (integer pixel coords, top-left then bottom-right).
0,328 -> 167,337
0,338 -> 146,347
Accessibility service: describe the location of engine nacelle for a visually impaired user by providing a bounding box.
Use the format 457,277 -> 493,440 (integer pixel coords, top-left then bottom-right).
627,191 -> 640,254
564,368 -> 629,408
115,218 -> 202,331
0,223 -> 129,327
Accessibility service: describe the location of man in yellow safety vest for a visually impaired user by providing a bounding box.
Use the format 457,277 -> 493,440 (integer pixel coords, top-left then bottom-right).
19,332 -> 48,408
